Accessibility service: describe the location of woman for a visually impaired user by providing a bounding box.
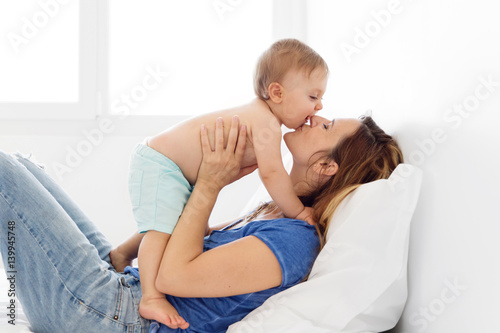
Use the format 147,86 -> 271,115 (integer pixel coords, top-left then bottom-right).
0,115 -> 402,333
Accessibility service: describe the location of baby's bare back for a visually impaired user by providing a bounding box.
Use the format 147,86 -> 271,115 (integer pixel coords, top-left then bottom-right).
148,98 -> 275,185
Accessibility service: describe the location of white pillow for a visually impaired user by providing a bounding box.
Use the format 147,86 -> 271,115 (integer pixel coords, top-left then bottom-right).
228,164 -> 422,333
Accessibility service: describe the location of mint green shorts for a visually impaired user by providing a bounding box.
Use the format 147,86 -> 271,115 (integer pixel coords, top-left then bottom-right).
128,144 -> 194,234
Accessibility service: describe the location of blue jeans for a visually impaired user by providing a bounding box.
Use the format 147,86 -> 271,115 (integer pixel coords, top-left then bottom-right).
0,152 -> 150,333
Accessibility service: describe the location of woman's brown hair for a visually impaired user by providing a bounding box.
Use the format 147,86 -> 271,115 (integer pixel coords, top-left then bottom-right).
301,115 -> 404,245
244,116 -> 403,249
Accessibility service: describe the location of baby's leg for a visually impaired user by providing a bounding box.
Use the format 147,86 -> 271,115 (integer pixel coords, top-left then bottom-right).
138,230 -> 189,330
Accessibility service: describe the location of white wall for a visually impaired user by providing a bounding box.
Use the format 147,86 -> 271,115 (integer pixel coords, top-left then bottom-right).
304,0 -> 500,332
1,1 -> 499,332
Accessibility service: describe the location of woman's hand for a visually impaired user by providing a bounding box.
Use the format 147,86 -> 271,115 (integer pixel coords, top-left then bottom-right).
198,116 -> 253,192
157,115 -> 282,298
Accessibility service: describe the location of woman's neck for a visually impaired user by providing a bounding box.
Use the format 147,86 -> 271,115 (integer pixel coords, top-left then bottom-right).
290,164 -> 313,197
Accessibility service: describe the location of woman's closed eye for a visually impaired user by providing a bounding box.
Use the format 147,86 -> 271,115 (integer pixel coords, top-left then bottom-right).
310,96 -> 318,100
322,123 -> 328,130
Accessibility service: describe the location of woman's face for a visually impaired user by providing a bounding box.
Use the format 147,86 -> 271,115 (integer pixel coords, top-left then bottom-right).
284,116 -> 361,167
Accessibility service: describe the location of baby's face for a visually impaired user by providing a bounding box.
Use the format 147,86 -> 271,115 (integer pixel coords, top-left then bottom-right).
279,68 -> 327,130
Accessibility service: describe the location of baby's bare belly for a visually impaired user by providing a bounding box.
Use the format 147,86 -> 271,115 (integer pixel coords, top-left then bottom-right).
148,108 -> 258,185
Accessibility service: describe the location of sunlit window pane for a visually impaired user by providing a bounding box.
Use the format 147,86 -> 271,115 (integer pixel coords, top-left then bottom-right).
109,0 -> 273,116
0,0 -> 79,103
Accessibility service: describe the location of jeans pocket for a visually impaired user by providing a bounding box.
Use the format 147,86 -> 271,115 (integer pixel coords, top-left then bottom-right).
128,169 -> 143,208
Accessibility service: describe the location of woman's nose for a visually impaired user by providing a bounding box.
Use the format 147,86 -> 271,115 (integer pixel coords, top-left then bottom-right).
310,115 -> 328,127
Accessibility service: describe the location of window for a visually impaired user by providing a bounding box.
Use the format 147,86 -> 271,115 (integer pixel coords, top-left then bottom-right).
107,0 -> 273,116
0,0 -> 305,120
0,0 -> 96,119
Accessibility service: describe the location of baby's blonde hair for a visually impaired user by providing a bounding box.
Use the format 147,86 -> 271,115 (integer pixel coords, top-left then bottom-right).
253,39 -> 329,100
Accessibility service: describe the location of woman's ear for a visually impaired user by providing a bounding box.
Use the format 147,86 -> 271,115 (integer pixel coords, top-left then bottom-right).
267,82 -> 284,103
312,159 -> 338,177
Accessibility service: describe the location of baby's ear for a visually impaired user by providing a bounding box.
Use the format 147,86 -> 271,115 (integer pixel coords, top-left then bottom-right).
267,82 -> 284,103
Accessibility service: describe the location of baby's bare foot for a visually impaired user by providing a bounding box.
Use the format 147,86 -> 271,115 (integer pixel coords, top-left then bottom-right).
139,296 -> 189,330
109,248 -> 133,272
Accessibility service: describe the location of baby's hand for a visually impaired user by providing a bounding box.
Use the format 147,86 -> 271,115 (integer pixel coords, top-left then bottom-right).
296,207 -> 317,226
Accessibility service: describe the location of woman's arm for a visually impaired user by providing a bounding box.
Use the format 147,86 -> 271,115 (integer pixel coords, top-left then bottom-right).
156,116 -> 282,298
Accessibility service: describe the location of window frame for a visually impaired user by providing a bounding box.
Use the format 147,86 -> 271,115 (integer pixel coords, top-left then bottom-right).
0,0 -> 98,120
0,0 -> 307,123
98,0 -> 308,119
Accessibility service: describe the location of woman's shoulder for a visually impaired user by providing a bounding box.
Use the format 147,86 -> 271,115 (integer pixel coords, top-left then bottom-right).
246,218 -> 320,250
248,219 -> 320,287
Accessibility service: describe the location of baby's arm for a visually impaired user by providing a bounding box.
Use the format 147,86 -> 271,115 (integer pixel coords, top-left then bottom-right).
251,117 -> 310,221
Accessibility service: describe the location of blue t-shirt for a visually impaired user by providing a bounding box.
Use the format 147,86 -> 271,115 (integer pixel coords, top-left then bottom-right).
127,218 -> 319,333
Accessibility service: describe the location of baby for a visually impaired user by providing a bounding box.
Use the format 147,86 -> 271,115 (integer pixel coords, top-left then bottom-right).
111,39 -> 328,329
